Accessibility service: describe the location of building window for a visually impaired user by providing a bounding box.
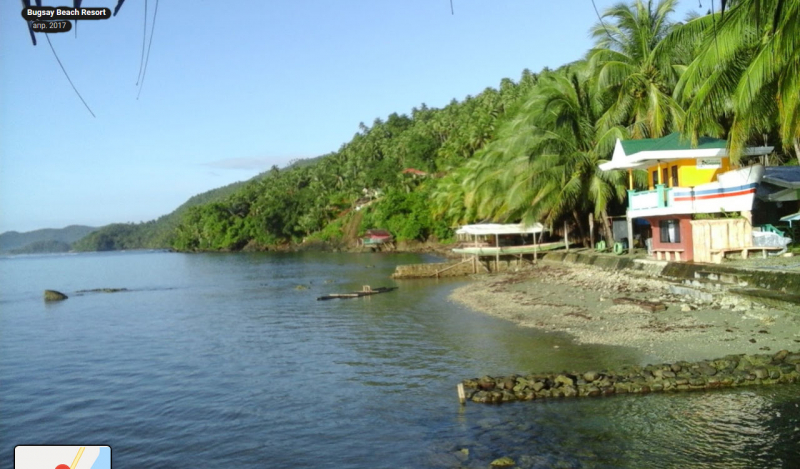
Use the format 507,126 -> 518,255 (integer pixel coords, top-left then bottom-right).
659,219 -> 681,243
671,165 -> 679,187
652,170 -> 658,187
662,168 -> 669,187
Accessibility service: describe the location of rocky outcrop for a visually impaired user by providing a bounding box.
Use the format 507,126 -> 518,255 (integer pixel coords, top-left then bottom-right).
462,350 -> 800,404
44,290 -> 68,301
76,288 -> 128,294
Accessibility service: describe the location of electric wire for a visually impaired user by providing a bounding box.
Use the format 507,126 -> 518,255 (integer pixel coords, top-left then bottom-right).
136,0 -> 147,85
136,0 -> 159,100
45,33 -> 95,117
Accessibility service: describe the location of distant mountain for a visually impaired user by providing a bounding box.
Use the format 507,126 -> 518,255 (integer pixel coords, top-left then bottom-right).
9,240 -> 72,254
71,179 -> 251,251
0,225 -> 98,253
69,157 -> 323,252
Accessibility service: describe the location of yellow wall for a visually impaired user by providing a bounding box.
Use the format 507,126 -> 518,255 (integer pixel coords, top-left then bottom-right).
648,158 -> 730,189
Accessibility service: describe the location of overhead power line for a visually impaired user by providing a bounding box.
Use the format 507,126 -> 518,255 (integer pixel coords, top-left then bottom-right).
45,33 -> 95,117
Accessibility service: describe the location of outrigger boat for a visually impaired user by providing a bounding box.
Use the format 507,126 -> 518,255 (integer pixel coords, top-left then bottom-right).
317,285 -> 397,301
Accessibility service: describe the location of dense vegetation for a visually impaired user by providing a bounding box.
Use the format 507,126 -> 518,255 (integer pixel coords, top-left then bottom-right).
169,71 -> 540,251
8,240 -> 72,255
72,179 -> 249,251
76,0 -> 799,252
0,225 -> 96,253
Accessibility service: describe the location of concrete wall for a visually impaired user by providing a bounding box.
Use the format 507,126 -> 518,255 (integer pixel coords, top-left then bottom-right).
391,260 -> 476,279
645,214 -> 695,261
391,256 -> 531,278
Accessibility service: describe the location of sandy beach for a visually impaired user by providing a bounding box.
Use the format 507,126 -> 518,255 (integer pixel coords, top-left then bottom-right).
450,261 -> 800,363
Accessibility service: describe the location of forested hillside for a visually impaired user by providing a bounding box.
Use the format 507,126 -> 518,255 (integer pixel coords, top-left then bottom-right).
78,0 -> 799,253
72,179 -> 250,251
0,225 -> 97,253
169,69 -> 540,251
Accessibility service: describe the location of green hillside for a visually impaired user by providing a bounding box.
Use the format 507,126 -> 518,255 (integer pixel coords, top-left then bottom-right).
73,1 -> 800,253
0,225 -> 97,253
71,179 -> 251,251
9,240 -> 72,255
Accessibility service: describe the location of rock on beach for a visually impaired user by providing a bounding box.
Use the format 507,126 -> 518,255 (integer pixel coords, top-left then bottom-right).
448,262 -> 800,363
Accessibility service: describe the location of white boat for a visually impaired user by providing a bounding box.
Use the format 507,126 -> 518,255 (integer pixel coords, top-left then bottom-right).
628,164 -> 765,217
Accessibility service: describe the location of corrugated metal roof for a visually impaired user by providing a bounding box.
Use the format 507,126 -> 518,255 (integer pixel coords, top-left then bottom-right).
620,133 -> 727,155
764,166 -> 800,188
364,229 -> 392,238
455,223 -> 545,235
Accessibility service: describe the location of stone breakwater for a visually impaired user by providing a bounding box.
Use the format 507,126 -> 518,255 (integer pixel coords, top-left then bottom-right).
462,350 -> 800,404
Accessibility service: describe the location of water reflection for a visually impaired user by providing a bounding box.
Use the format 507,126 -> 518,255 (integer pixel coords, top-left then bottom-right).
427,386 -> 800,469
2,251 -> 798,468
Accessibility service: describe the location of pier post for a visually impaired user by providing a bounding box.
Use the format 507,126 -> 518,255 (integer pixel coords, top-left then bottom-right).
457,383 -> 466,405
495,233 -> 500,272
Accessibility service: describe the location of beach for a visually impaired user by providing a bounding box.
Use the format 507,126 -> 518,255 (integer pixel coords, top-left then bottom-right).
449,261 -> 800,364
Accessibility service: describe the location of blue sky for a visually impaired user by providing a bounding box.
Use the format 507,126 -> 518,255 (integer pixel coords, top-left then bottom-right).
0,0 -> 700,233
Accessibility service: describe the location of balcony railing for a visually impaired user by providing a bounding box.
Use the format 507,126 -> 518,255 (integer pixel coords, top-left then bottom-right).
628,185 -> 671,211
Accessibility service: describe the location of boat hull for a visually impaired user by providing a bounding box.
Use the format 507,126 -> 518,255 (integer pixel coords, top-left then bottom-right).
628,165 -> 764,218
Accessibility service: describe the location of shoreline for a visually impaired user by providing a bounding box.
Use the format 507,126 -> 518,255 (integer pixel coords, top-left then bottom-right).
449,261 -> 800,364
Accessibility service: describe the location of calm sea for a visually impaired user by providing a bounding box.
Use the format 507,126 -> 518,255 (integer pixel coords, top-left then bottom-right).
1,251 -> 798,468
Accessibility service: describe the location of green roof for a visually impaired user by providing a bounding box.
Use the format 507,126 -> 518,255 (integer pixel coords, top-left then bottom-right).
620,132 -> 727,156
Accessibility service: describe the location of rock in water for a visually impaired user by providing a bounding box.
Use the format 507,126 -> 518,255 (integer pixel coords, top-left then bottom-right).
490,456 -> 516,467
44,290 -> 68,301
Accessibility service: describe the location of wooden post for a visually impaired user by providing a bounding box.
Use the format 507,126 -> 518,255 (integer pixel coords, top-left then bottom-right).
495,233 -> 500,273
564,221 -> 569,252
589,213 -> 595,248
473,234 -> 477,274
457,383 -> 466,405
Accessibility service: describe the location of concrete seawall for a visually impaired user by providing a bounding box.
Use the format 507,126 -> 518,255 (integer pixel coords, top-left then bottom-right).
463,350 -> 800,404
540,251 -> 800,293
391,257 -> 530,278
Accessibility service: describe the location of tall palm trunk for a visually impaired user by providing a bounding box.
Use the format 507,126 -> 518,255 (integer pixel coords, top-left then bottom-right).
599,209 -> 615,246
572,210 -> 589,247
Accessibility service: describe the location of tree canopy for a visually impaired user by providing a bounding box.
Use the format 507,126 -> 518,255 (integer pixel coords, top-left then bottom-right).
73,0 -> 798,252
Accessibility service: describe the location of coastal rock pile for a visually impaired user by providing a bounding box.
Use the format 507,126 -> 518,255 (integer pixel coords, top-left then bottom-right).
463,350 -> 800,404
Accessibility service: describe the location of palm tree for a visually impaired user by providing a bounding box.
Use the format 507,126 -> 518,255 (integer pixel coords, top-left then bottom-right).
673,0 -> 800,159
460,66 -> 629,245
588,0 -> 685,138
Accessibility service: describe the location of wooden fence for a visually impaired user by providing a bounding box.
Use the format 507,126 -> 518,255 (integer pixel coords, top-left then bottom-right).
690,218 -> 752,263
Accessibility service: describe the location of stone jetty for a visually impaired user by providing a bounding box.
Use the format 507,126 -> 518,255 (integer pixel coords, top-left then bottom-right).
462,350 -> 800,404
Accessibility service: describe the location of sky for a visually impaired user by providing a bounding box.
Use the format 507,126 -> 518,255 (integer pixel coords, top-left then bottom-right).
0,0 -> 702,233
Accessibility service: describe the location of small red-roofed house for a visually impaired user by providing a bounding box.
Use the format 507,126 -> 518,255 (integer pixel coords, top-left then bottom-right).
401,168 -> 428,177
361,229 -> 393,246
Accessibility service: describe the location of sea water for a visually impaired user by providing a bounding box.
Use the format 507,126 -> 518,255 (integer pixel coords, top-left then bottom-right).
1,251 -> 798,468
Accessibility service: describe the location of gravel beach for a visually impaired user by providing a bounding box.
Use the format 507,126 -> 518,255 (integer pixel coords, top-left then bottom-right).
449,261 -> 800,363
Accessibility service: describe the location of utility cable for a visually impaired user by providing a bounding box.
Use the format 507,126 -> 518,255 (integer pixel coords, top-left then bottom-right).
591,0 -> 614,42
137,0 -> 159,100
45,33 -> 95,117
136,0 -> 147,85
